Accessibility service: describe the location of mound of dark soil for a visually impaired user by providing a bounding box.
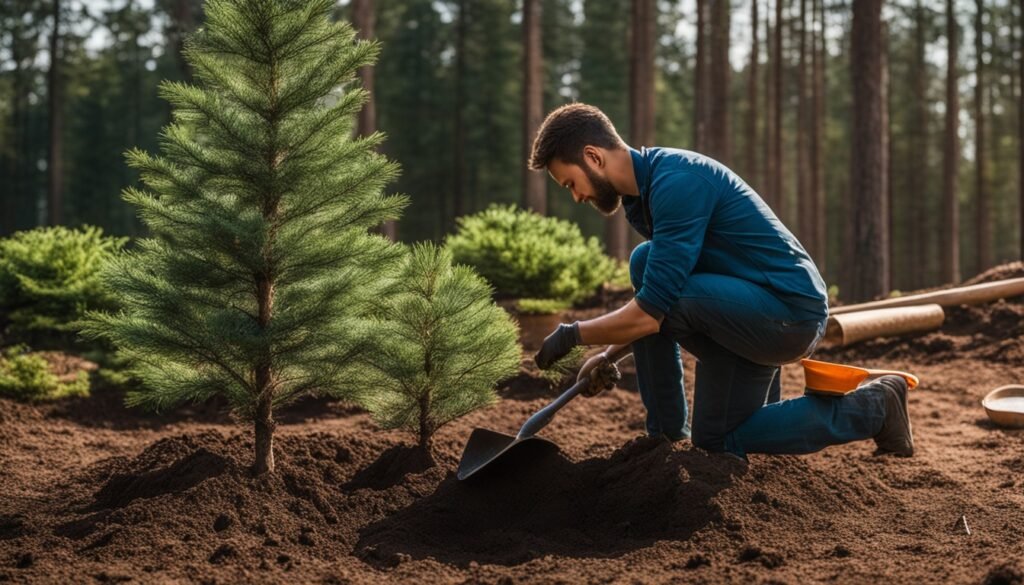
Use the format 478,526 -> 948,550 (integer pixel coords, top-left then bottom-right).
357,437 -> 743,565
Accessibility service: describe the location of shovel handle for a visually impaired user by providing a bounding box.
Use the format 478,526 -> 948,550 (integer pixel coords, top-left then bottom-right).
516,377 -> 589,439
517,348 -> 635,440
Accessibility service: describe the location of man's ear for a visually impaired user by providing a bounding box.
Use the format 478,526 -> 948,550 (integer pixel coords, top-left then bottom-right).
583,146 -> 604,169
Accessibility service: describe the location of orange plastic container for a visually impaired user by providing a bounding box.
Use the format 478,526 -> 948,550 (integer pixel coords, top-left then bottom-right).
800,358 -> 919,396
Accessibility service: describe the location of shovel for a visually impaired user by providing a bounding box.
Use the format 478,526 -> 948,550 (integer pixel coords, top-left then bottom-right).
457,345 -> 632,481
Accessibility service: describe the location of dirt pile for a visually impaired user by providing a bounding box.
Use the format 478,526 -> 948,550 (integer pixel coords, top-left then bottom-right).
818,295 -> 1024,364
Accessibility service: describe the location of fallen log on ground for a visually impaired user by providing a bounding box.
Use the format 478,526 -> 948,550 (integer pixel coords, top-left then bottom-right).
829,277 -> 1024,315
823,304 -> 946,347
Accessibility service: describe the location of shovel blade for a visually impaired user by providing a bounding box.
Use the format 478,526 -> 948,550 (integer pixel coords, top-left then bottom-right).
456,428 -> 558,481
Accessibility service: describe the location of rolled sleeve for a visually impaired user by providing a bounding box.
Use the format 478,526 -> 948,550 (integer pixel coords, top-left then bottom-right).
634,172 -> 718,317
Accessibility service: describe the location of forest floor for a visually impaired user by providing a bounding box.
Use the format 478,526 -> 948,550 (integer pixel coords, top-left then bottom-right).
3,265 -> 1024,584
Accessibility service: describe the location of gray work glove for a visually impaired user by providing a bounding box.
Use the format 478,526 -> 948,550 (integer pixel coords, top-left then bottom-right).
534,322 -> 581,370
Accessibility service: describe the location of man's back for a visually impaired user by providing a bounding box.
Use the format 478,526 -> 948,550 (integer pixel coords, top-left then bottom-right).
623,146 -> 828,320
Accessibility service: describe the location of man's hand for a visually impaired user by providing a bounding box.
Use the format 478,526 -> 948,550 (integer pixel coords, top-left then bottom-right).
534,322 -> 581,370
577,353 -> 621,397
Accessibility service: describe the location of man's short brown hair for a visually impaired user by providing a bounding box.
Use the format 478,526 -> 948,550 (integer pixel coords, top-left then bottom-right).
528,103 -> 626,170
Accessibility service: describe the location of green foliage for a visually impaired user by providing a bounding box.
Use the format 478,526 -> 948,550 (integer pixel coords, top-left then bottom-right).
357,244 -> 520,452
537,345 -> 585,387
515,298 -> 571,315
0,226 -> 126,347
81,0 -> 407,433
0,345 -> 90,401
446,205 -> 617,304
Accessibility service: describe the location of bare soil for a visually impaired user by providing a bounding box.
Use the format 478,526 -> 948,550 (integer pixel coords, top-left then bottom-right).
2,266 -> 1024,584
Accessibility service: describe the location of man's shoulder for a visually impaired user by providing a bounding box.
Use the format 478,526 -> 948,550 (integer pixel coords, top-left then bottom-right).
647,147 -> 744,200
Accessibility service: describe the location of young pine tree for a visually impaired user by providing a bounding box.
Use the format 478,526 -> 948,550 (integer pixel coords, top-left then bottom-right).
82,0 -> 406,474
357,244 -> 520,458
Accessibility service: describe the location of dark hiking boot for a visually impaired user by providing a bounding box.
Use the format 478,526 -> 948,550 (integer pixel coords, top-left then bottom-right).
871,375 -> 914,457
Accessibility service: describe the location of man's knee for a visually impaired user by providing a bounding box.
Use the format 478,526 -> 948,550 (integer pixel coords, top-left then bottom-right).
629,242 -> 652,291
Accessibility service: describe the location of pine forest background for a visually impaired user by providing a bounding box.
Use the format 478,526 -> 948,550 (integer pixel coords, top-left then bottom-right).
2,0 -> 1023,301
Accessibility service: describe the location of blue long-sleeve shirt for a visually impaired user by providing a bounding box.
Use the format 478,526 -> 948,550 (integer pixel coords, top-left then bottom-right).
623,146 -> 828,321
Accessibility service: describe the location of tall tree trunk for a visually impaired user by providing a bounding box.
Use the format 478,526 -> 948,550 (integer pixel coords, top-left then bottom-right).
746,0 -> 760,189
763,4 -> 775,209
47,0 -> 63,226
772,0 -> 784,218
170,0 -> 195,81
908,0 -> 928,288
522,0 -> 546,214
884,22 -> 893,291
975,0 -> 991,274
695,0 -> 709,151
452,0 -> 467,232
849,0 -> 888,302
943,0 -> 961,283
611,0 -> 655,261
796,0 -> 812,255
352,0 -> 394,240
1019,0 -> 1024,260
708,0 -> 731,163
811,0 -> 826,271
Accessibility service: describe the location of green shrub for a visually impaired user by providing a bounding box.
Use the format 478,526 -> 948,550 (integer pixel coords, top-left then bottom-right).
515,298 -> 572,315
0,226 -> 126,348
446,205 -> 617,305
0,345 -> 90,401
356,244 -> 521,455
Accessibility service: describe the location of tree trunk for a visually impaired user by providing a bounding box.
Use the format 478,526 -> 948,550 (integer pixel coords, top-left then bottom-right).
352,0 -> 394,240
708,0 -> 731,163
745,0 -> 760,190
975,0 -> 991,274
811,0 -> 826,272
253,274 -> 276,474
908,0 -> 928,288
771,0 -> 784,217
763,4 -> 775,209
608,0 -> 655,261
943,0 -> 960,283
47,0 -> 63,226
253,396 -> 275,475
522,0 -> 546,214
418,394 -> 433,455
629,0 -> 655,147
170,0 -> 195,81
797,0 -> 812,255
452,0 -> 467,231
1019,0 -> 1023,260
849,0 -> 888,302
695,0 -> 708,151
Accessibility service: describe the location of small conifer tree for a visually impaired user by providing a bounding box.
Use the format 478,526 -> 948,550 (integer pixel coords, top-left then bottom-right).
82,0 -> 406,474
357,244 -> 520,457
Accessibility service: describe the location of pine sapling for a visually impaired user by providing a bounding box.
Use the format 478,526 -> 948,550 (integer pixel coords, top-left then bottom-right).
82,0 -> 406,474
357,244 -> 520,458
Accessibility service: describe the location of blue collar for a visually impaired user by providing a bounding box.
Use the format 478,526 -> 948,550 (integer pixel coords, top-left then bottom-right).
629,146 -> 650,198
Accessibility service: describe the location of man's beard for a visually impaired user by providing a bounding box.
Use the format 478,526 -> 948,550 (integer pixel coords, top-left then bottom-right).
582,165 -> 622,216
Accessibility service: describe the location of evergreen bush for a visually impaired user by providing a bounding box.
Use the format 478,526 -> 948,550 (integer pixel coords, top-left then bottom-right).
0,345 -> 90,401
357,244 -> 520,456
0,226 -> 126,348
82,0 -> 407,474
446,205 -> 617,305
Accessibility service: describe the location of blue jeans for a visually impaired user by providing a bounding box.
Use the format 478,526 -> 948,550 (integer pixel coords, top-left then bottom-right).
629,242 -> 886,457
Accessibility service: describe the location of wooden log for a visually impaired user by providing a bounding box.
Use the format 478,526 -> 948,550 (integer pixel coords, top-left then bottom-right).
823,304 -> 945,346
830,277 -> 1024,315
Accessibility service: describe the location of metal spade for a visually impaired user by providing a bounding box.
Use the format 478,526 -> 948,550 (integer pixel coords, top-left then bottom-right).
457,345 -> 631,481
